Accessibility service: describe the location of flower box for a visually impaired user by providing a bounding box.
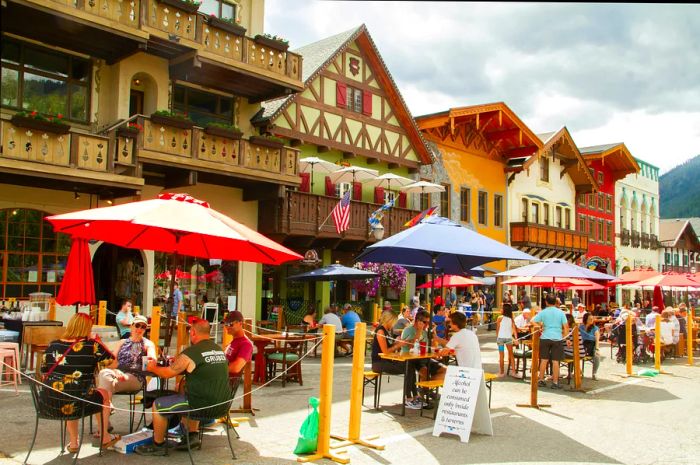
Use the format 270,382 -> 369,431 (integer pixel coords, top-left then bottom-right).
249,136 -> 284,149
157,0 -> 200,14
253,35 -> 289,52
206,16 -> 246,36
150,113 -> 194,130
116,126 -> 140,138
204,126 -> 243,139
10,114 -> 71,134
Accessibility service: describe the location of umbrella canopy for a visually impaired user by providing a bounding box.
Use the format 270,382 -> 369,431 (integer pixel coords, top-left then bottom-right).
328,166 -> 378,185
56,237 -> 95,307
631,272 -> 700,289
606,269 -> 660,287
417,275 -> 481,288
156,269 -> 194,280
298,157 -> 339,175
400,181 -> 445,194
365,173 -> 415,191
502,276 -> 602,290
198,270 -> 224,283
287,263 -> 378,282
46,193 -> 303,264
497,258 -> 616,281
355,216 -> 537,274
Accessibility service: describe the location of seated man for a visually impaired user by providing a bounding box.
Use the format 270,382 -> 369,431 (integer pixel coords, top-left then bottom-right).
223,310 -> 253,393
437,311 -> 481,369
340,303 -> 362,338
319,306 -> 349,355
136,318 -> 230,455
514,308 -> 531,331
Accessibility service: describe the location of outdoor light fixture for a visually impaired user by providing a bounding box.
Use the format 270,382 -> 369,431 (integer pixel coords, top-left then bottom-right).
371,223 -> 385,240
106,199 -> 114,205
132,78 -> 141,86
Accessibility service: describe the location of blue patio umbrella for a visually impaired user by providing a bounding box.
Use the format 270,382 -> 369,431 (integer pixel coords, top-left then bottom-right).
355,216 -> 537,348
287,263 -> 379,306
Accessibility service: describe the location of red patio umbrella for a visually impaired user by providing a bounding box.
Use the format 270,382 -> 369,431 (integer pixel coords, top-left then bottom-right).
56,237 -> 95,311
501,276 -> 596,288
606,268 -> 660,287
417,274 -> 481,288
653,286 -> 665,310
632,272 -> 700,289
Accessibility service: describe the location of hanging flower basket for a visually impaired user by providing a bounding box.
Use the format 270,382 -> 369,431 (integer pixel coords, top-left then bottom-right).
11,113 -> 71,135
150,112 -> 194,130
157,0 -> 200,14
206,16 -> 246,36
254,34 -> 289,52
249,135 -> 284,149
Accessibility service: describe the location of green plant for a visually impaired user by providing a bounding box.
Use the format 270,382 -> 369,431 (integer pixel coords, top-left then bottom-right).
206,121 -> 241,132
15,110 -> 68,125
152,109 -> 192,121
260,33 -> 289,45
180,0 -> 201,7
209,14 -> 240,25
126,122 -> 143,131
255,134 -> 285,144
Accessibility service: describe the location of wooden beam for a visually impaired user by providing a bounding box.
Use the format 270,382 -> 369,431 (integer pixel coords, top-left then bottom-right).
164,170 -> 197,189
408,167 -> 419,174
242,184 -> 286,202
343,151 -> 356,159
485,128 -> 520,142
289,138 -> 303,147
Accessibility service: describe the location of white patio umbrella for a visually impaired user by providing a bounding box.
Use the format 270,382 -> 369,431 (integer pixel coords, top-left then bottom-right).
328,165 -> 379,185
400,180 -> 446,194
298,156 -> 339,192
365,172 -> 415,192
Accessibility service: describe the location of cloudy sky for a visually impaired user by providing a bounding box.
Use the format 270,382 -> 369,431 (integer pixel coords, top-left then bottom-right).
265,2 -> 700,174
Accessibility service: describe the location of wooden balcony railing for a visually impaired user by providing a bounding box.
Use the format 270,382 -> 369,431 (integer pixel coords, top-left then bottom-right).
631,230 -> 641,248
649,234 -> 660,250
620,228 -> 631,246
49,0 -> 141,28
510,222 -> 588,254
258,190 -> 417,243
640,232 -> 650,249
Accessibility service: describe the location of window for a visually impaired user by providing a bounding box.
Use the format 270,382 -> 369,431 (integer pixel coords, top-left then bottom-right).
494,194 -> 503,227
460,188 -> 471,222
598,220 -> 604,244
521,198 -> 529,222
347,86 -> 363,113
598,193 -> 605,211
683,254 -> 689,266
578,214 -> 585,233
555,206 -> 562,228
531,202 -> 539,224
673,254 -> 679,266
1,39 -> 90,122
199,0 -> 237,20
420,192 -> 430,211
478,191 -> 488,225
543,203 -> 550,226
335,182 -> 352,199
605,194 -> 612,213
597,171 -> 604,184
540,158 -> 549,182
173,84 -> 233,126
0,209 -> 72,298
587,194 -> 594,209
565,208 -> 571,229
665,252 -> 671,264
588,217 -> 595,242
578,194 -> 585,206
607,221 -> 613,245
440,184 -> 450,218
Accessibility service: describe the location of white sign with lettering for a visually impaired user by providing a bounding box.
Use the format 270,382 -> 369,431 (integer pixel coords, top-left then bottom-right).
432,366 -> 493,443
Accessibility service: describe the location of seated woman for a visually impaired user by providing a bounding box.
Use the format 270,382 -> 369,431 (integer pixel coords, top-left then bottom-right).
659,309 -> 677,357
97,314 -> 157,433
40,313 -> 120,452
301,307 -> 318,330
579,313 -> 601,380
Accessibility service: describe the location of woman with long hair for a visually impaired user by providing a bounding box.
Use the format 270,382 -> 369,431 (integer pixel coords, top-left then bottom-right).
580,312 -> 601,380
40,313 -> 120,452
496,303 -> 517,377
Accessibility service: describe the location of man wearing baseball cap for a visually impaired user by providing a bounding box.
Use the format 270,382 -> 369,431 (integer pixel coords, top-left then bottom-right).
223,310 -> 253,379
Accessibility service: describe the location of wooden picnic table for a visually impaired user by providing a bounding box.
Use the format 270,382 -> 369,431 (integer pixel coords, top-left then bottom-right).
379,350 -> 445,416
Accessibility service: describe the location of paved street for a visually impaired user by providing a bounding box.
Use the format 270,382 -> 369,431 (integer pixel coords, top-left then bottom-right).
1,331 -> 698,465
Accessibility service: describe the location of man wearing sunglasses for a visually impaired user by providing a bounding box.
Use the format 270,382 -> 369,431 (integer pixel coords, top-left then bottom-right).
97,314 -> 157,434
223,310 -> 253,380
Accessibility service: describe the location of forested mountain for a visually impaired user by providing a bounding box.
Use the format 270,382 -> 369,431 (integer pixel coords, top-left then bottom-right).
660,155 -> 700,218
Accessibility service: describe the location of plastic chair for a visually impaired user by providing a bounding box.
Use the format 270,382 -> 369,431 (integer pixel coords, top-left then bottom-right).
0,342 -> 21,384
25,374 -> 105,465
0,347 -> 19,394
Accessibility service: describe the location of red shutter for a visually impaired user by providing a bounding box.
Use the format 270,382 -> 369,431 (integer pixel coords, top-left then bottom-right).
398,192 -> 407,208
374,187 -> 385,204
362,91 -> 372,116
299,173 -> 310,192
336,82 -> 347,108
325,176 -> 336,196
353,182 -> 362,201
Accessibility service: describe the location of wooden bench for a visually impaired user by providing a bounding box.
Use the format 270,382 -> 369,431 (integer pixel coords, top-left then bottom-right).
362,371 -> 382,410
416,379 -> 444,419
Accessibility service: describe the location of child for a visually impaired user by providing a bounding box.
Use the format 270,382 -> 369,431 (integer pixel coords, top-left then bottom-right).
496,303 -> 517,377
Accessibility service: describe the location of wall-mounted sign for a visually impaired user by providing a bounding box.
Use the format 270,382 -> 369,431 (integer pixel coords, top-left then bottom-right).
302,249 -> 321,265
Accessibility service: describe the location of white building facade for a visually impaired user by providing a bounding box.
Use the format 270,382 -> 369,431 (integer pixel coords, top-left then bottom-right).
615,157 -> 660,277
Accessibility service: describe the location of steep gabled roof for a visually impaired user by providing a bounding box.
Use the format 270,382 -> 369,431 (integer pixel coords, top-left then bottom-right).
659,219 -> 700,249
579,142 -> 639,182
254,25 -> 432,165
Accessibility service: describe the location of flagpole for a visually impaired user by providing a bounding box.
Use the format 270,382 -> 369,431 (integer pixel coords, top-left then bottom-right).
318,209 -> 335,232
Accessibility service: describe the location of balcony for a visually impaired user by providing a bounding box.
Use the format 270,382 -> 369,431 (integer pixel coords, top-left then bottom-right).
650,234 -> 660,250
640,232 -> 650,249
4,0 -> 303,101
509,222 -> 588,261
620,228 -> 631,246
258,190 -> 418,250
0,116 -> 143,198
631,230 -> 641,248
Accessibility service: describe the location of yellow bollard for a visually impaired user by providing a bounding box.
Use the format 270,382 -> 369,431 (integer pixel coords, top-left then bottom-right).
331,322 -> 384,451
626,313 -> 633,376
298,325 -> 348,464
150,306 -> 161,349
654,315 -> 662,371
98,300 -> 107,326
572,325 -> 583,391
517,329 -> 550,409
688,314 -> 694,366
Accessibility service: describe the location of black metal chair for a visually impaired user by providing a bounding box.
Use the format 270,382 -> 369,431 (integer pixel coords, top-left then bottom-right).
163,383 -> 237,465
25,374 -> 105,465
113,382 -> 147,433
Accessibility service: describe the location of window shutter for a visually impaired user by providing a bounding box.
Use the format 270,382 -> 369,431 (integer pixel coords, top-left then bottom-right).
374,187 -> 385,204
398,192 -> 407,208
353,182 -> 362,201
362,91 -> 372,116
336,82 -> 347,108
325,176 -> 336,196
299,173 -> 310,193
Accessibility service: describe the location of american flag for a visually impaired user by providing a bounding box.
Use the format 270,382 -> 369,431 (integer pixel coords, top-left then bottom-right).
331,190 -> 352,234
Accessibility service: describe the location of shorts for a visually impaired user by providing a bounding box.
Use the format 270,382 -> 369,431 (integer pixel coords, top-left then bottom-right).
496,338 -> 513,351
154,393 -> 190,415
539,339 -> 564,362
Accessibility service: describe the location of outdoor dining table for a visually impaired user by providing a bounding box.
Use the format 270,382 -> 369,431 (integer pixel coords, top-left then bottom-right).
379,351 -> 445,417
248,332 -> 316,384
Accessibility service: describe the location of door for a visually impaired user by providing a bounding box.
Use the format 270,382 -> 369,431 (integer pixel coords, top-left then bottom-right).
129,90 -> 144,116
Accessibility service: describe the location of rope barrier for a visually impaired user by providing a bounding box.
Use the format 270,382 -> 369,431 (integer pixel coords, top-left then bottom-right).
0,335 -> 325,416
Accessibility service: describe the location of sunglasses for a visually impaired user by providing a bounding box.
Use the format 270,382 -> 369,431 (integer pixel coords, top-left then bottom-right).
133,323 -> 147,329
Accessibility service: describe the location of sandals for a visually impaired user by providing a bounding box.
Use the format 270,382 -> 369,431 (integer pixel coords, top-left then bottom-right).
101,434 -> 121,449
67,444 -> 80,454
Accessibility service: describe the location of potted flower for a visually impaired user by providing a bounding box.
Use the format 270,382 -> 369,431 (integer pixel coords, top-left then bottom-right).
157,0 -> 200,14
116,122 -> 143,138
249,134 -> 285,149
150,110 -> 194,130
253,33 -> 289,52
204,122 -> 243,139
206,14 -> 246,36
11,110 -> 71,134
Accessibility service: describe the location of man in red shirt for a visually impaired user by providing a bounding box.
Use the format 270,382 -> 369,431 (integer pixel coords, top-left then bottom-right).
223,311 -> 253,380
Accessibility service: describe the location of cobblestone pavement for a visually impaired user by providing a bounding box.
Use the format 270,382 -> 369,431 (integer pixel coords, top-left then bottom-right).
1,331 -> 698,465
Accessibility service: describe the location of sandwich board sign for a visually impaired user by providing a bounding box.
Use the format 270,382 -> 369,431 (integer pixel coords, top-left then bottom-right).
432,365 -> 493,442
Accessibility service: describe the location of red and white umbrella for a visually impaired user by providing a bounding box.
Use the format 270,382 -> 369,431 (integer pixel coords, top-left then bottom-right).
417,275 -> 481,288
606,269 -> 660,287
631,272 -> 700,289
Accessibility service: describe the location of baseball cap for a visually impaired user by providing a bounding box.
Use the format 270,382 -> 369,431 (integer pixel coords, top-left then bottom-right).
133,314 -> 148,325
522,308 -> 531,314
577,303 -> 585,308
223,310 -> 244,325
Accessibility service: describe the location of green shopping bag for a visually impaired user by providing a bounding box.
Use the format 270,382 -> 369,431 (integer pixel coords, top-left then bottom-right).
637,368 -> 660,377
293,397 -> 320,455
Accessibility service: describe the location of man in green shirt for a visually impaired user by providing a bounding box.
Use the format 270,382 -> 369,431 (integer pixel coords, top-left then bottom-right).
136,318 -> 230,455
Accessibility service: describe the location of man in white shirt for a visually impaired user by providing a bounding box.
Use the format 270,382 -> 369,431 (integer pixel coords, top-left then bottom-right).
437,311 -> 482,370
318,307 -> 348,354
514,308 -> 531,330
